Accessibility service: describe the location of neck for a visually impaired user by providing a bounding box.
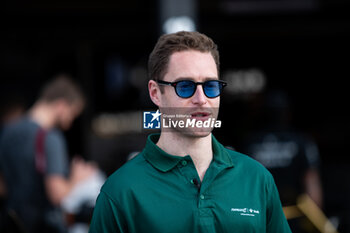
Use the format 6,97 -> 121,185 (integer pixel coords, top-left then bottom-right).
28,101 -> 56,130
157,131 -> 213,181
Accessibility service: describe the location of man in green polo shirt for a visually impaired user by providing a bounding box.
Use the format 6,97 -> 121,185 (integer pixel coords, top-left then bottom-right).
89,31 -> 291,233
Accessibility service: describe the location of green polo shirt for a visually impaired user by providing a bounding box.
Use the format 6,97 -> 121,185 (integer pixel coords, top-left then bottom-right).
89,134 -> 291,233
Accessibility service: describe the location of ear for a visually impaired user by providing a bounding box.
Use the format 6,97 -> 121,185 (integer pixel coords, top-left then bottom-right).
148,80 -> 161,107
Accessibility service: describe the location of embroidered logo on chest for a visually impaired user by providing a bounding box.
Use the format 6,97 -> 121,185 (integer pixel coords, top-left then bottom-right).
231,207 -> 260,217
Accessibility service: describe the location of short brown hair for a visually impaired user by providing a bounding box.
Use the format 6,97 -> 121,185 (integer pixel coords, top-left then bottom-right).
148,31 -> 220,81
39,74 -> 85,105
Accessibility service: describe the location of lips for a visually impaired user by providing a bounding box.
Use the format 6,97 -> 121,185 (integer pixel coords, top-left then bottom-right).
190,111 -> 212,120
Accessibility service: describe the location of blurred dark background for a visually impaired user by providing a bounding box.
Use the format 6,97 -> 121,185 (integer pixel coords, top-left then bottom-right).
1,0 -> 349,231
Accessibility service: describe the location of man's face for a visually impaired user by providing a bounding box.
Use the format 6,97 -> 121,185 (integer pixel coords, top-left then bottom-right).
57,101 -> 83,131
154,50 -> 220,137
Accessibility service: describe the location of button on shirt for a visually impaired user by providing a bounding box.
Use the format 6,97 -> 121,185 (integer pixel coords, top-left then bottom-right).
89,134 -> 291,233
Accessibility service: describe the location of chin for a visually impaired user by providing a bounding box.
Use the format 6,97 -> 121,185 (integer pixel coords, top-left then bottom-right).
177,128 -> 212,138
185,132 -> 212,138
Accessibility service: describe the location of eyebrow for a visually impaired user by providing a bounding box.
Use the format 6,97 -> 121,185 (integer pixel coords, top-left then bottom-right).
173,77 -> 219,82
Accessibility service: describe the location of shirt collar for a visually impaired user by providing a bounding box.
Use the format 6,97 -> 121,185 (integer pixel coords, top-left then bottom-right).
143,133 -> 234,172
212,134 -> 235,168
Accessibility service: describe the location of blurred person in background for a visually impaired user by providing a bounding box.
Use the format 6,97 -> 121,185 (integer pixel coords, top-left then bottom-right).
242,89 -> 323,232
89,31 -> 291,233
0,75 -> 97,233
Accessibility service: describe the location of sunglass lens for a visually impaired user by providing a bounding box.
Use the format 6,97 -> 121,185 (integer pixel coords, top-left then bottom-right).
176,81 -> 196,98
204,81 -> 221,98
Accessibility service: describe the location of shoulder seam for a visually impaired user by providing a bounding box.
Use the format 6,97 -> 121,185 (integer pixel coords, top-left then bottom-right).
100,189 -> 121,207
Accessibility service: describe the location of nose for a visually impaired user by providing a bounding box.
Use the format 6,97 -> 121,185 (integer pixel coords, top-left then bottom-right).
191,85 -> 207,106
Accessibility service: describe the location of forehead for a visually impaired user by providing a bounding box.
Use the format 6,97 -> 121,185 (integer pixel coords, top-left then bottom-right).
165,50 -> 218,80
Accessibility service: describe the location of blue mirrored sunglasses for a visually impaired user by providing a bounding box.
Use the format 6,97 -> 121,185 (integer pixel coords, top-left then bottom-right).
156,80 -> 227,98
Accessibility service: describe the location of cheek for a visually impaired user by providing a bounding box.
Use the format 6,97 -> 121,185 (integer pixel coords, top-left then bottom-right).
159,91 -> 183,107
210,97 -> 220,106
